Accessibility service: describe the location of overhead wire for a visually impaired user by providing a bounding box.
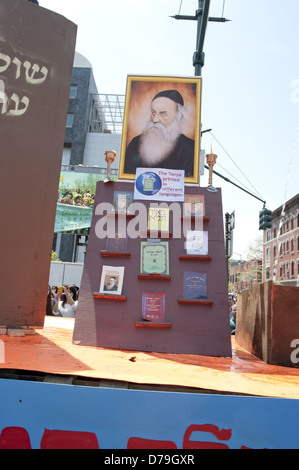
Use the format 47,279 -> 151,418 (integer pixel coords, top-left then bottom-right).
209,131 -> 265,201
222,0 -> 226,18
178,0 -> 183,16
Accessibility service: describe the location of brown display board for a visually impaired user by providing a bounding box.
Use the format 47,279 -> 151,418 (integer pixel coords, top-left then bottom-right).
236,281 -> 299,366
0,0 -> 77,327
73,182 -> 232,357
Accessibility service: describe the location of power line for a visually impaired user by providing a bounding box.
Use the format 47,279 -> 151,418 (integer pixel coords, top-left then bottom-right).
215,161 -> 260,196
204,164 -> 266,205
178,0 -> 183,16
209,131 -> 265,201
222,0 -> 226,18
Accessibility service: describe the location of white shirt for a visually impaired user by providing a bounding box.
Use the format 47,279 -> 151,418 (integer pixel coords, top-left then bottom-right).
53,300 -> 78,318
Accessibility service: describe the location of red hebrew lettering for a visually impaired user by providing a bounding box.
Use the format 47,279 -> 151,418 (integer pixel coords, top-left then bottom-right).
40,429 -> 99,449
241,445 -> 267,449
183,424 -> 232,449
0,427 -> 31,449
127,437 -> 177,449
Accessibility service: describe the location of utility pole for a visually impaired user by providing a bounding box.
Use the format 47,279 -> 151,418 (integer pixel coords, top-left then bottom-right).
171,0 -> 230,76
193,0 -> 211,76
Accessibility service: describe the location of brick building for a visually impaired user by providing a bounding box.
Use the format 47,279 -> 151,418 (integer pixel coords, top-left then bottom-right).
229,259 -> 262,293
262,193 -> 299,285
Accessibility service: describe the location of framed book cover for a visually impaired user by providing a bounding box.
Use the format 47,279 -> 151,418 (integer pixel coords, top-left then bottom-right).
99,265 -> 125,296
183,195 -> 205,217
185,230 -> 208,255
140,241 -> 169,275
142,292 -> 165,322
148,207 -> 169,233
106,230 -> 128,253
112,191 -> 134,214
183,272 -> 207,300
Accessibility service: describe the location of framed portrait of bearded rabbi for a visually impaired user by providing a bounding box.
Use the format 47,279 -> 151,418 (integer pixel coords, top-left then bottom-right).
118,76 -> 202,184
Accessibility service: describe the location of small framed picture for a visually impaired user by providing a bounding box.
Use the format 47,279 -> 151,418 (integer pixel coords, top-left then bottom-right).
118,75 -> 202,184
112,191 -> 134,214
183,195 -> 205,217
99,265 -> 125,296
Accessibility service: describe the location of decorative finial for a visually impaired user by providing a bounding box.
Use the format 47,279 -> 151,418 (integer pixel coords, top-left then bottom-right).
206,146 -> 217,193
103,150 -> 116,183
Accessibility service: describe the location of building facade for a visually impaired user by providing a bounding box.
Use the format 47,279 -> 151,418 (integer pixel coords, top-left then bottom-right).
263,193 -> 299,285
52,53 -> 125,263
229,259 -> 262,293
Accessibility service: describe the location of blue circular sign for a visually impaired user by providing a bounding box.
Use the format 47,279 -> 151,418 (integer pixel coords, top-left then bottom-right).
135,172 -> 163,196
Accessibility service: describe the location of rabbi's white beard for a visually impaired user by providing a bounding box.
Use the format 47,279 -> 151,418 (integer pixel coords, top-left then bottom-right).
139,116 -> 182,166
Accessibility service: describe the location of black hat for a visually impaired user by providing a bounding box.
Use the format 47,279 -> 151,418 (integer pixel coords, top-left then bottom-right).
152,89 -> 184,106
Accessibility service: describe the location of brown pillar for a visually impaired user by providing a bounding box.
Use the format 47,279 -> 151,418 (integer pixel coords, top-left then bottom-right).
0,0 -> 77,327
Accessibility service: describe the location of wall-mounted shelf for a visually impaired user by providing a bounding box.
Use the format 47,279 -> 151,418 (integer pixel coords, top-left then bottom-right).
100,251 -> 131,258
93,293 -> 127,301
107,212 -> 135,219
141,231 -> 172,239
179,255 -> 212,261
138,273 -> 171,280
135,321 -> 172,329
178,299 -> 213,306
181,216 -> 210,223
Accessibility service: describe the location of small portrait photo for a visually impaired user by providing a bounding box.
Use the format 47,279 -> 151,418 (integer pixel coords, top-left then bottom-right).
99,266 -> 125,296
104,275 -> 119,292
118,75 -> 202,184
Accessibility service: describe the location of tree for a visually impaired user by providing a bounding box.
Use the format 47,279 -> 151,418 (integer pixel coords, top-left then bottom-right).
51,251 -> 61,262
245,235 -> 263,262
244,235 -> 263,286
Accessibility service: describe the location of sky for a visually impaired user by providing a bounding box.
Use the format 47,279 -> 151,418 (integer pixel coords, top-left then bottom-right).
40,0 -> 299,258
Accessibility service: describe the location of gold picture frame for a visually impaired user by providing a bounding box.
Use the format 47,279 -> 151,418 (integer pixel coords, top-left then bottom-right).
118,75 -> 202,184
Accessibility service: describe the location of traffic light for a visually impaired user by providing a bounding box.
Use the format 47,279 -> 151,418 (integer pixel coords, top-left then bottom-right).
259,207 -> 272,230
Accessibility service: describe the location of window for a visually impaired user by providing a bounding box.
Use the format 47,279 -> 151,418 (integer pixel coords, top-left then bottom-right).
291,238 -> 294,253
66,113 -> 74,128
70,85 -> 77,99
291,261 -> 295,277
273,245 -> 276,258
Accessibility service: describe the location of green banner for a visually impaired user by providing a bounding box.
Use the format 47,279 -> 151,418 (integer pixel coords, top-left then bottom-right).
54,203 -> 93,233
54,171 -> 98,233
54,171 -> 118,233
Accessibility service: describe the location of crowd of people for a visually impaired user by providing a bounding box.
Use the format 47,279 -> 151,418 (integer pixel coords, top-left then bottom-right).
46,284 -> 79,318
46,284 -> 238,327
58,188 -> 95,207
